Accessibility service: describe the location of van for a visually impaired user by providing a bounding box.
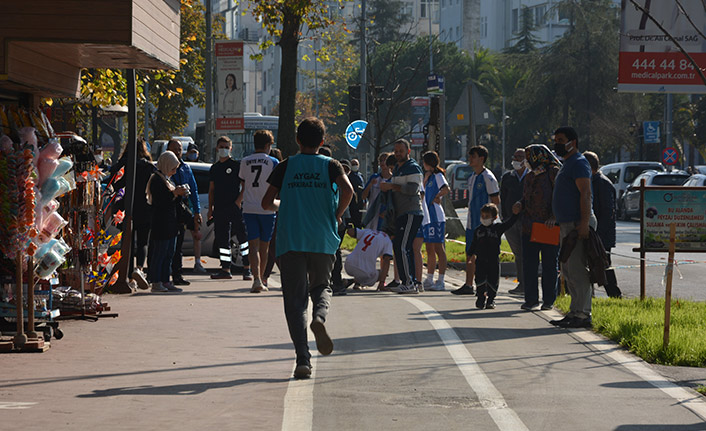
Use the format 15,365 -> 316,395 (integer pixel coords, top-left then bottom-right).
599,161 -> 664,217
446,162 -> 473,201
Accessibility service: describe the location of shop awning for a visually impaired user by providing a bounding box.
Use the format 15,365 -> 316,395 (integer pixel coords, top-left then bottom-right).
0,0 -> 181,98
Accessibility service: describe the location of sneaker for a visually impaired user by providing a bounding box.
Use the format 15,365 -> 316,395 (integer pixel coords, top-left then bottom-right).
423,277 -> 434,289
242,268 -> 253,281
507,286 -> 524,296
550,315 -> 572,326
250,278 -> 268,293
132,269 -> 149,290
210,270 -> 232,280
451,284 -> 475,295
310,317 -> 333,355
352,283 -> 363,291
151,282 -> 168,292
541,304 -> 554,311
559,316 -> 592,329
293,364 -> 312,379
173,276 -> 191,286
475,294 -> 486,309
385,280 -> 401,289
397,283 -> 419,295
193,262 -> 208,274
428,280 -> 446,291
520,302 -> 540,311
485,300 -> 496,309
415,282 -> 424,293
162,282 -> 182,292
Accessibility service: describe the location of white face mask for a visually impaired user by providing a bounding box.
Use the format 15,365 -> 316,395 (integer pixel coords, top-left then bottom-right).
218,148 -> 230,159
511,160 -> 523,170
94,155 -> 103,164
352,165 -> 359,172
480,217 -> 494,227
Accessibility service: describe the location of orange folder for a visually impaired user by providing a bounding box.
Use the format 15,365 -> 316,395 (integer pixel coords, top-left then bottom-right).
530,222 -> 560,246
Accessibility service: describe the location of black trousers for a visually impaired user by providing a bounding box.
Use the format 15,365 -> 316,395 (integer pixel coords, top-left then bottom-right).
172,224 -> 185,277
214,207 -> 249,271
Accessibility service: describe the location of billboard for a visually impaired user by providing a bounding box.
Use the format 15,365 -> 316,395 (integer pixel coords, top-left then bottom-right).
642,188 -> 706,252
410,97 -> 429,147
215,40 -> 245,132
618,0 -> 706,93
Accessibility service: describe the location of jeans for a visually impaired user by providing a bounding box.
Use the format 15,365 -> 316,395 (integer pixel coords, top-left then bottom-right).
521,234 -> 559,306
133,222 -> 151,269
148,237 -> 177,284
172,224 -> 185,277
280,251 -> 335,366
393,214 -> 423,285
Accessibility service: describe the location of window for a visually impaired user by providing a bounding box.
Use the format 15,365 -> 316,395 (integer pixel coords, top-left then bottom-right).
456,26 -> 460,39
511,8 -> 519,33
480,16 -> 488,38
533,5 -> 546,27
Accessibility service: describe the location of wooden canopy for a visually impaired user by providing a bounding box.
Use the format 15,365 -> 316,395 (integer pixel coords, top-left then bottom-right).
0,0 -> 181,98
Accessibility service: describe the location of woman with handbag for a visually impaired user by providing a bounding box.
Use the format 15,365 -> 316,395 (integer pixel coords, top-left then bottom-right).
513,144 -> 562,311
145,151 -> 189,292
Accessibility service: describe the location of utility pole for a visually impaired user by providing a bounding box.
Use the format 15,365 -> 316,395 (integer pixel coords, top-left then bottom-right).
314,37 -> 319,118
360,0 -> 367,123
501,96 -> 506,171
205,0 -> 214,162
143,81 -> 149,143
428,1 -> 433,74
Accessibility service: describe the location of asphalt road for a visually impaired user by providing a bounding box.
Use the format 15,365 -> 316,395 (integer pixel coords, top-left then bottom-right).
454,208 -> 706,301
2,261 -> 705,430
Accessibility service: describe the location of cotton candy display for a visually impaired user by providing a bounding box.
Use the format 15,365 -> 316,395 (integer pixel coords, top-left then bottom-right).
0,143 -> 37,260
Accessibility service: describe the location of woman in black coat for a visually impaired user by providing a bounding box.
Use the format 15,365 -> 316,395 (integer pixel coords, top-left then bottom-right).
145,151 -> 189,292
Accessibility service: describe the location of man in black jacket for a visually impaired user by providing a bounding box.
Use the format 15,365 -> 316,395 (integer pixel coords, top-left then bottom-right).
584,151 -> 621,298
499,148 -> 527,295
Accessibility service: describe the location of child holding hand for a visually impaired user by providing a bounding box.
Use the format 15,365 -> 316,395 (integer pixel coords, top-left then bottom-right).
466,202 -> 520,309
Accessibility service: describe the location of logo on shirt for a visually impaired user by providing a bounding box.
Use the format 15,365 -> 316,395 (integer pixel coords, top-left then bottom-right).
226,168 -> 232,174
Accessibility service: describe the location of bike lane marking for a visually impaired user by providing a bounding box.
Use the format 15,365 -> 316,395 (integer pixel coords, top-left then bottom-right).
403,297 -> 530,431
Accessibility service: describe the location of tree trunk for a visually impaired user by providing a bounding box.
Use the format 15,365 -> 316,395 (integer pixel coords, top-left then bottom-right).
277,8 -> 302,158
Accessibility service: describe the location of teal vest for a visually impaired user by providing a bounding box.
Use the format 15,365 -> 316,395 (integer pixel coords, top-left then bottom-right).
276,154 -> 340,257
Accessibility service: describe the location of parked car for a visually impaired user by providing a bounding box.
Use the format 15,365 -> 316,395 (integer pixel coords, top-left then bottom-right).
150,137 -> 193,160
683,174 -> 706,187
693,165 -> 706,175
446,162 -> 473,201
180,161 -> 245,268
600,161 -> 664,220
621,170 -> 690,219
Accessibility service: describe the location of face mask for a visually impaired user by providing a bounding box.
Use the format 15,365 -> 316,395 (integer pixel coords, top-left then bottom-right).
480,217 -> 494,227
511,160 -> 523,170
218,148 -> 230,159
186,153 -> 198,162
554,140 -> 573,157
94,155 -> 103,164
352,165 -> 359,172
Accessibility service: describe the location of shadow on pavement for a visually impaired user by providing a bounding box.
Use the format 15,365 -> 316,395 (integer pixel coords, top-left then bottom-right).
615,424 -> 706,431
76,377 -> 289,398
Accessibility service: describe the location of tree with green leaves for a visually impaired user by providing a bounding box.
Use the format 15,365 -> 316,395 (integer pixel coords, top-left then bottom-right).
367,0 -> 413,46
505,6 -> 540,54
247,0 -> 344,157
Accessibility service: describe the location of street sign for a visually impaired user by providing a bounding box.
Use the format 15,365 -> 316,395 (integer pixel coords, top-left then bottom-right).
643,121 -> 660,144
426,74 -> 444,94
345,120 -> 368,149
662,147 -> 679,165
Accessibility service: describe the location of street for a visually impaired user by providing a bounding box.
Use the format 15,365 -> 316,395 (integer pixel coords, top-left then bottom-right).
455,208 -> 706,301
2,259 -> 705,430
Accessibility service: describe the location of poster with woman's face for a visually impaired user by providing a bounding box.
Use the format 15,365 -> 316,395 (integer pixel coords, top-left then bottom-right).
215,40 -> 245,132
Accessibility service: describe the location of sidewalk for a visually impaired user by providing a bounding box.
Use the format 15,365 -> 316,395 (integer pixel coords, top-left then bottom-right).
1,255 -> 703,430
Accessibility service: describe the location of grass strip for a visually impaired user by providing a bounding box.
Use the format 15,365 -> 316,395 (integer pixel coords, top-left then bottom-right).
555,295 -> 706,368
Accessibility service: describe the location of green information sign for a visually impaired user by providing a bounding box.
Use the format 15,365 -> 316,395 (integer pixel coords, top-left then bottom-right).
642,188 -> 706,252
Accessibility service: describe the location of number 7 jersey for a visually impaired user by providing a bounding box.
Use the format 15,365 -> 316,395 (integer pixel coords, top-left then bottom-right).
238,152 -> 279,215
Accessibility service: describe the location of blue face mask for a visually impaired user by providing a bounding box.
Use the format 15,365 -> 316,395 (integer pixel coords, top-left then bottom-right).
186,153 -> 198,161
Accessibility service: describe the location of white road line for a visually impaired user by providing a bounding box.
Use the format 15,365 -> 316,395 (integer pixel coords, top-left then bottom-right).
281,300 -> 317,431
403,297 -> 529,431
546,309 -> 706,422
0,402 -> 36,409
